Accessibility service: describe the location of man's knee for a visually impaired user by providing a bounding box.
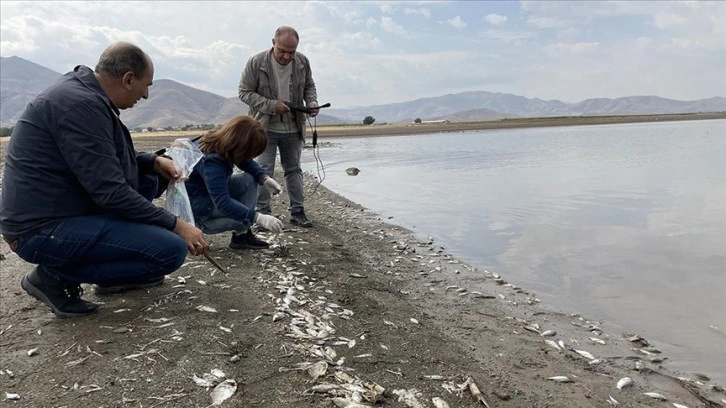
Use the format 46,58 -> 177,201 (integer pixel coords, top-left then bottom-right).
163,235 -> 189,273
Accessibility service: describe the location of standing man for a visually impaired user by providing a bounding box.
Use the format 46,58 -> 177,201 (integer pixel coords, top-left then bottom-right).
238,26 -> 319,228
0,42 -> 208,318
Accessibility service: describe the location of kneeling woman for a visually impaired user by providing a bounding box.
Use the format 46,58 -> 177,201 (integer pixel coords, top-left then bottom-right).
186,116 -> 284,249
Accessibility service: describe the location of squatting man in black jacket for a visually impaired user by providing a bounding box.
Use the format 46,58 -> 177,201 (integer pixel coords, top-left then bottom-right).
0,42 -> 209,318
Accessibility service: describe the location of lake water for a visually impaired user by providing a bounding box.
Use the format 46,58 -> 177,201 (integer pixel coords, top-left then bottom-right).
301,119 -> 726,383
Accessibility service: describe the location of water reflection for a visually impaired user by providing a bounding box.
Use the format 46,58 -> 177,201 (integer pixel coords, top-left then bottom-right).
302,120 -> 726,382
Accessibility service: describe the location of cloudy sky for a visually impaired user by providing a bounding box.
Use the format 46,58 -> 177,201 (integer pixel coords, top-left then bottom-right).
1,1 -> 724,108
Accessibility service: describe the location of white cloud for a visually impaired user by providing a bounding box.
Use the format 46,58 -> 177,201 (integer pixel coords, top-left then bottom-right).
485,13 -> 507,25
0,1 -> 723,107
447,16 -> 467,30
479,29 -> 536,45
379,16 -> 407,35
544,41 -> 600,55
380,4 -> 394,14
404,7 -> 431,18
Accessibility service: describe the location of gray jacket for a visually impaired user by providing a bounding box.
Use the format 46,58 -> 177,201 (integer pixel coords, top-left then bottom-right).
0,66 -> 176,240
238,48 -> 318,139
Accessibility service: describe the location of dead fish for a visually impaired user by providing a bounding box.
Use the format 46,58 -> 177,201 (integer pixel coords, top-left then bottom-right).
192,374 -> 216,388
643,392 -> 668,401
210,379 -> 237,406
392,388 -> 426,408
545,339 -> 562,351
464,377 -> 491,407
345,167 -> 361,176
27,348 -> 38,357
540,330 -> 557,337
305,383 -> 340,394
607,395 -> 619,406
5,393 -> 20,401
549,376 -> 574,383
574,349 -> 596,360
431,397 -> 450,408
672,404 -> 689,408
307,361 -> 328,380
210,369 -> 226,379
590,337 -> 606,345
332,397 -> 372,408
616,377 -> 633,390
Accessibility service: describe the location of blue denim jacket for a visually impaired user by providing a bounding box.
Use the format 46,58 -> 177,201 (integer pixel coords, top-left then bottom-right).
185,153 -> 268,227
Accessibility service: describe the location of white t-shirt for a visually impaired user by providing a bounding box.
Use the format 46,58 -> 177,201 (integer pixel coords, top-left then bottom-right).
268,58 -> 295,133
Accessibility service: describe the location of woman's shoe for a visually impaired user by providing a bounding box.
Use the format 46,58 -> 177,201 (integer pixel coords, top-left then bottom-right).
229,230 -> 270,250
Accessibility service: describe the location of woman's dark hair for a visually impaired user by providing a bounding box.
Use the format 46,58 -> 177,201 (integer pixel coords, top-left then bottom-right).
199,116 -> 268,163
95,42 -> 148,79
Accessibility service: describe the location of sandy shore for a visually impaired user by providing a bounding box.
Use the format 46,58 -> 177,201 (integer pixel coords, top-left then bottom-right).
1,129 -> 725,407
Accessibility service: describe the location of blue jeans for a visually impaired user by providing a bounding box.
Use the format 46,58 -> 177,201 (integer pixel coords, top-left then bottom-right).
12,174 -> 188,285
256,130 -> 304,215
194,172 -> 259,234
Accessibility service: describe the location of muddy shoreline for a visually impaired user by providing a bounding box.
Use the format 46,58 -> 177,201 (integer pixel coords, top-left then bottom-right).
1,130 -> 725,407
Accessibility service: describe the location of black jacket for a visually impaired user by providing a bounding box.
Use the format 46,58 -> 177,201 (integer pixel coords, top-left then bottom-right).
0,66 -> 176,239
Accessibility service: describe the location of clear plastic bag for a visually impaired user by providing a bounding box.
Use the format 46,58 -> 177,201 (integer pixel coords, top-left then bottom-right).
163,138 -> 203,224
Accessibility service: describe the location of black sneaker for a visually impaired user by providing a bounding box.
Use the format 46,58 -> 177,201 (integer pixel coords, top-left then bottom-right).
21,266 -> 98,318
94,277 -> 165,295
290,211 -> 313,228
229,230 -> 270,250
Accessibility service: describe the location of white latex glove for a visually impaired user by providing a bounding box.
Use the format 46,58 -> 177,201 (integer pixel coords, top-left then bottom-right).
254,213 -> 283,233
263,177 -> 283,195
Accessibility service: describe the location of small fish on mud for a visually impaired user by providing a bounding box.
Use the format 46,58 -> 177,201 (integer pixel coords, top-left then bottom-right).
210,379 -> 237,406
549,376 -> 574,383
616,377 -> 633,390
305,383 -> 340,394
607,395 -> 619,406
540,330 -> 556,337
545,339 -> 562,351
392,389 -> 426,408
345,167 -> 361,176
643,392 -> 668,400
464,377 -> 491,407
672,404 -> 689,408
432,397 -> 450,408
574,349 -> 596,360
307,361 -> 328,380
332,397 -> 372,408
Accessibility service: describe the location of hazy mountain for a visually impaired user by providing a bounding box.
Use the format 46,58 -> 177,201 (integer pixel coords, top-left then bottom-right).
324,91 -> 726,124
0,56 -> 63,125
2,56 -> 724,128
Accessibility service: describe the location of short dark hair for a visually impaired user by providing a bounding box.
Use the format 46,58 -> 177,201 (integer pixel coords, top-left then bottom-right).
95,42 -> 148,79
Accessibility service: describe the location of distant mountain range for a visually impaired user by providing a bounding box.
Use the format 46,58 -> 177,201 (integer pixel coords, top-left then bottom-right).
2,56 -> 725,128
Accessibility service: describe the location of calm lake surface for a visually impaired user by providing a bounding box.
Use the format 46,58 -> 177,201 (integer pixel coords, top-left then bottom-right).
301,119 -> 726,383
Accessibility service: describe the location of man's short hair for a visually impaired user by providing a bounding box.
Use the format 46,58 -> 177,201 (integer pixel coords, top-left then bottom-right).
95,42 -> 148,79
274,26 -> 299,41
